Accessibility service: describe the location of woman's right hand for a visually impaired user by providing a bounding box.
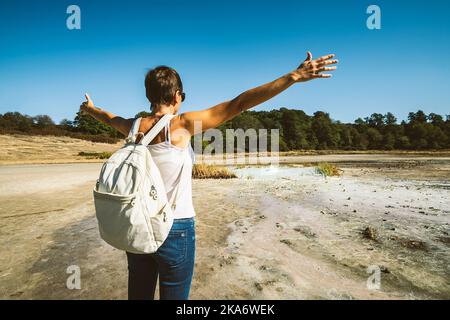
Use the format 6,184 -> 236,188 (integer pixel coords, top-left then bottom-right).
290,52 -> 338,82
79,93 -> 95,114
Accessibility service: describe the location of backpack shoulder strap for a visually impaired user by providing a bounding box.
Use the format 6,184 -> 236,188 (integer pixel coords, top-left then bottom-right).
139,114 -> 174,146
125,117 -> 142,143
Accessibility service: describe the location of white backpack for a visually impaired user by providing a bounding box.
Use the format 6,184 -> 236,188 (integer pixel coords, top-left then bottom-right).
93,114 -> 183,254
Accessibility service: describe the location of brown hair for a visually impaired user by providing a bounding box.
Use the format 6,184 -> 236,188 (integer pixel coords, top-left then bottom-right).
145,66 -> 183,109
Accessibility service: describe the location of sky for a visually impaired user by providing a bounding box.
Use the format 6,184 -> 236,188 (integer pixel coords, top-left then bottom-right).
0,0 -> 449,124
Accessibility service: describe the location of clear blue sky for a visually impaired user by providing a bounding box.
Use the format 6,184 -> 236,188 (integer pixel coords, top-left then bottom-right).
0,0 -> 449,124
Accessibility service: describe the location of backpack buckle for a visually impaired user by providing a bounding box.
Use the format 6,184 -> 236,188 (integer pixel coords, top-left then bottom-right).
150,185 -> 158,200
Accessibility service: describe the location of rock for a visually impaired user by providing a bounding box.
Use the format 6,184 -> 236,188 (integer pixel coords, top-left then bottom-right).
280,239 -> 293,246
400,239 -> 428,251
379,265 -> 390,273
293,226 -> 316,238
235,220 -> 244,227
255,282 -> 264,291
362,226 -> 378,241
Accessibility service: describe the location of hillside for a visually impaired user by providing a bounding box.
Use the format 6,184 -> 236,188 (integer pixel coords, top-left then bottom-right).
0,134 -> 122,165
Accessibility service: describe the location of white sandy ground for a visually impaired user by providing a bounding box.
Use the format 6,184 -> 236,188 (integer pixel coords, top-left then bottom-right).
0,159 -> 449,299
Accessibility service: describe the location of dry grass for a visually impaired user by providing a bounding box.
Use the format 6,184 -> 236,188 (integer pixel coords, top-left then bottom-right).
192,163 -> 237,179
0,134 -> 122,164
315,162 -> 342,177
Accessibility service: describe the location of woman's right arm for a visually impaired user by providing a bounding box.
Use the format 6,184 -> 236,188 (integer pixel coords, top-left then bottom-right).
79,94 -> 133,136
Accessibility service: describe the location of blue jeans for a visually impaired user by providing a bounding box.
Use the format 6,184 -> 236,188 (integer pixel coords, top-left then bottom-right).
126,217 -> 196,300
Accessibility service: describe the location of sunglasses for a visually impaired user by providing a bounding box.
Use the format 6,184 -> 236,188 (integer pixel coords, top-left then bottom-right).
178,90 -> 186,102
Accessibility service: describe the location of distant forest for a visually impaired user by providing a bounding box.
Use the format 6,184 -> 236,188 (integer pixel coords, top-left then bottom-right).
1,108 -> 449,150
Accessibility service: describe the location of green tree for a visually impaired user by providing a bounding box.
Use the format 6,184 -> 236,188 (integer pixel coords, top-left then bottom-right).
73,111 -> 122,137
385,112 -> 397,125
311,111 -> 339,149
135,111 -> 152,118
408,110 -> 427,123
33,115 -> 55,128
0,112 -> 33,132
366,128 -> 383,149
365,113 -> 385,128
280,109 -> 310,149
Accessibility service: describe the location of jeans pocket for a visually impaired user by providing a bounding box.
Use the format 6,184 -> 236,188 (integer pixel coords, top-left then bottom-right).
156,229 -> 187,267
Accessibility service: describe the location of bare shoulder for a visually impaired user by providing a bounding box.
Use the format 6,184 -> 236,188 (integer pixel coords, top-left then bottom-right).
171,114 -> 186,129
137,114 -> 190,138
138,116 -> 157,133
170,114 -> 192,142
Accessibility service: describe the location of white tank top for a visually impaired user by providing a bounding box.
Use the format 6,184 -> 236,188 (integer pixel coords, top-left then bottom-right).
147,116 -> 196,219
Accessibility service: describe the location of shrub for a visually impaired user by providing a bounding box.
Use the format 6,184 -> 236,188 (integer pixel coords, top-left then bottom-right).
78,151 -> 112,159
315,162 -> 342,177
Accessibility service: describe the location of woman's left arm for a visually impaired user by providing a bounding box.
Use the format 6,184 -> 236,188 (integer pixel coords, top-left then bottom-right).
179,52 -> 338,135
79,94 -> 133,136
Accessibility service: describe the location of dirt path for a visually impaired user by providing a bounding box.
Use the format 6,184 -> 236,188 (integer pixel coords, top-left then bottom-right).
0,160 -> 449,299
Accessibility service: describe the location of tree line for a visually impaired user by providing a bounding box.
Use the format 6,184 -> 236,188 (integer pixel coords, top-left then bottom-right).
219,108 -> 450,151
1,108 -> 449,150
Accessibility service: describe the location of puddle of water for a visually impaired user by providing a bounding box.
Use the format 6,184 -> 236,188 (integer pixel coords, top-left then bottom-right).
231,165 -> 318,180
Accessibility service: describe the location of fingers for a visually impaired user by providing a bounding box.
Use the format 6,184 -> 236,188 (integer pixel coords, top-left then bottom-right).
295,52 -> 338,81
319,59 -> 339,66
316,54 -> 335,62
305,51 -> 312,62
298,51 -> 313,68
318,66 -> 337,72
85,93 -> 91,102
313,73 -> 332,78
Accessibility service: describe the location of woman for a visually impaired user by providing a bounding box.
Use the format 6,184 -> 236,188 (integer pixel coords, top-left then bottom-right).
80,51 -> 338,300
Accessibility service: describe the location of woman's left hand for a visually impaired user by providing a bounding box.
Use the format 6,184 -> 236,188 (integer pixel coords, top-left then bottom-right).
290,52 -> 338,82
